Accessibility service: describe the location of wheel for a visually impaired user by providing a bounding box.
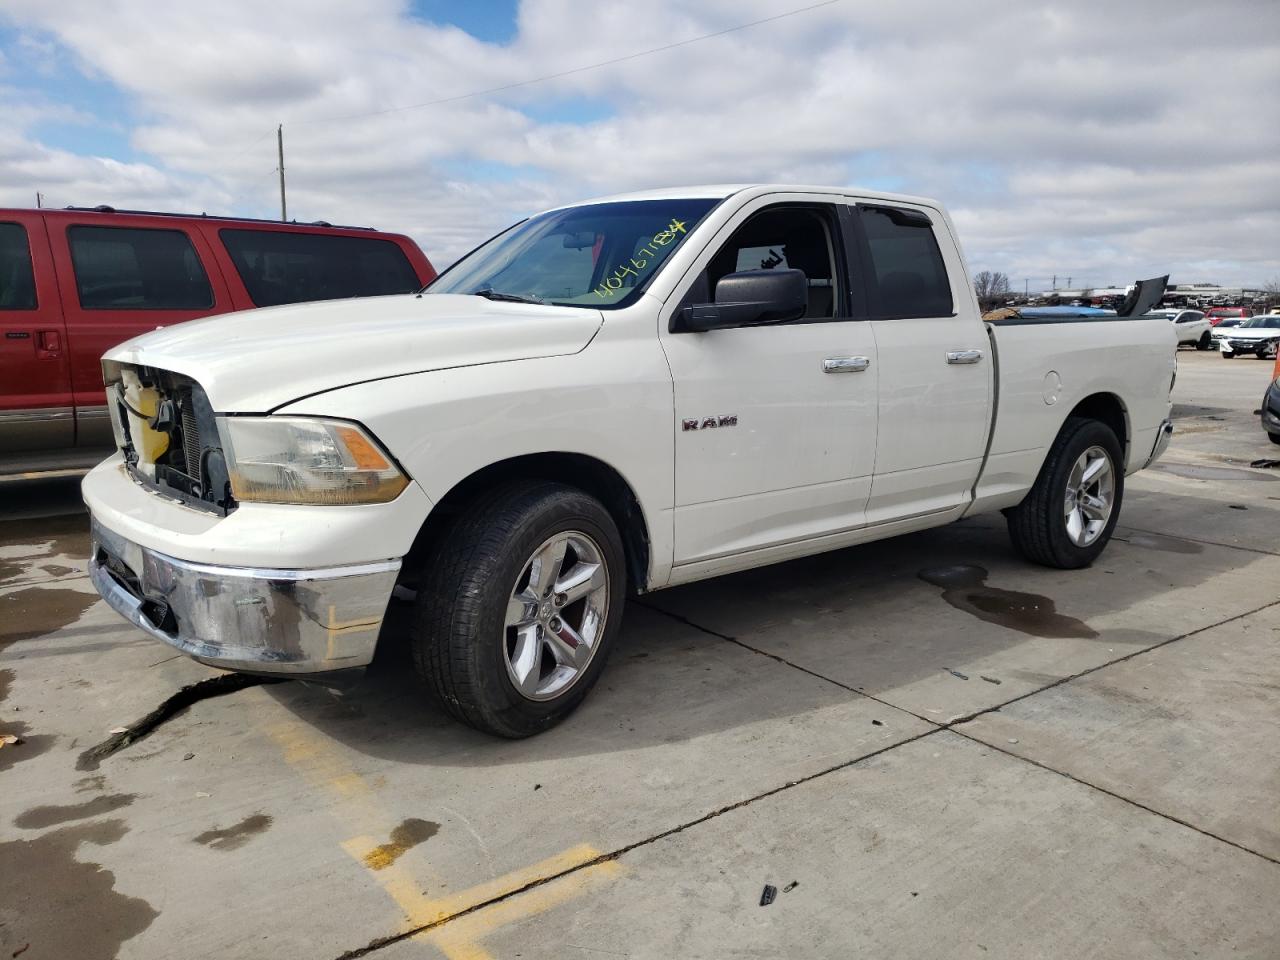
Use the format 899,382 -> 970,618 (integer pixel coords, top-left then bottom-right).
1270,433 -> 1280,446
1006,417 -> 1124,569
411,482 -> 625,738
1222,351 -> 1235,359
1196,332 -> 1211,350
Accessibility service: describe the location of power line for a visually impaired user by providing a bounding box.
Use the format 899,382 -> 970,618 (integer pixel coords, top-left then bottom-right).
293,0 -> 848,127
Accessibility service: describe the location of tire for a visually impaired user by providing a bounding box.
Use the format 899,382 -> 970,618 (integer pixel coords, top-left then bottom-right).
1006,417 -> 1124,569
1270,433 -> 1280,446
411,482 -> 626,738
1222,352 -> 1235,359
1196,332 -> 1211,350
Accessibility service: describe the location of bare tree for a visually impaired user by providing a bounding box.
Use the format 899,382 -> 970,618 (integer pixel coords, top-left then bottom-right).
1265,278 -> 1280,311
973,271 -> 1011,311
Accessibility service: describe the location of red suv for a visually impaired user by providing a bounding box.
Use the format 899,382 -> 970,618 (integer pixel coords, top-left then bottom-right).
1205,306 -> 1253,326
0,207 -> 435,474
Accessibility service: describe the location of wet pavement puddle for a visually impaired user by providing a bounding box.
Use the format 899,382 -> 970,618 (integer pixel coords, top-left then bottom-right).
0,586 -> 100,649
193,813 -> 274,852
0,820 -> 157,960
15,794 -> 137,830
362,817 -> 440,870
1114,532 -> 1204,555
918,565 -> 1097,639
1152,462 -> 1277,483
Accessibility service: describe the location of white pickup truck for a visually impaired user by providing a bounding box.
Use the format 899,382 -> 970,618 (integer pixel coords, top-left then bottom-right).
84,185 -> 1176,737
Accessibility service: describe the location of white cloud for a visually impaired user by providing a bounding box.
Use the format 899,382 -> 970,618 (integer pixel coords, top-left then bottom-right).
0,0 -> 1277,285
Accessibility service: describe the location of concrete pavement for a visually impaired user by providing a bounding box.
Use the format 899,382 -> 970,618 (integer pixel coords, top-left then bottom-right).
1,350 -> 1277,959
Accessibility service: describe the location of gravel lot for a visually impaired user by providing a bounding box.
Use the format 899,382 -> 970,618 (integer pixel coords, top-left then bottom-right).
2,349 -> 1277,960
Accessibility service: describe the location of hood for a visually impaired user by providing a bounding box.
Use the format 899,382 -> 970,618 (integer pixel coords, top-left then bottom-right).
104,294 -> 603,411
1224,324 -> 1280,340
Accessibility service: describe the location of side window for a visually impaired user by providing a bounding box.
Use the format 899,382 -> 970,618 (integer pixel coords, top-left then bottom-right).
703,206 -> 841,321
0,222 -> 38,310
220,230 -> 421,307
69,226 -> 213,310
859,206 -> 953,318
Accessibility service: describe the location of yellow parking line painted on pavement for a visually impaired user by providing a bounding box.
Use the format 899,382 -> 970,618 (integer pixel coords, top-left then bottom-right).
429,860 -> 622,955
264,716 -> 624,959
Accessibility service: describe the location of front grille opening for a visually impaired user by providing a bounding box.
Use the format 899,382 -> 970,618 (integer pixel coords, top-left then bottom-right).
113,365 -> 236,515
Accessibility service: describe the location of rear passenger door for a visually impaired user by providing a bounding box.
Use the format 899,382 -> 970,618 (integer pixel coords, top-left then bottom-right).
0,215 -> 73,457
50,220 -> 230,446
848,203 -> 992,524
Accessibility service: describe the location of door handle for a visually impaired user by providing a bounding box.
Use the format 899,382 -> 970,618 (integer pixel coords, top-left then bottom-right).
36,329 -> 64,359
823,356 -> 871,373
946,349 -> 983,364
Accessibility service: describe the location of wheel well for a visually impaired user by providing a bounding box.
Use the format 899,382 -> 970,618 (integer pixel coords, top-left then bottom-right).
1067,392 -> 1129,453
403,453 -> 652,594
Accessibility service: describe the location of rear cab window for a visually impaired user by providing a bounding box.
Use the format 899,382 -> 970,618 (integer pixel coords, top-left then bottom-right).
857,205 -> 954,318
0,222 -> 38,310
68,226 -> 213,310
219,230 -> 420,307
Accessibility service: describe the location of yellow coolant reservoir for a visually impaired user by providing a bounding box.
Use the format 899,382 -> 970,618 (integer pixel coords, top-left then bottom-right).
120,370 -> 169,463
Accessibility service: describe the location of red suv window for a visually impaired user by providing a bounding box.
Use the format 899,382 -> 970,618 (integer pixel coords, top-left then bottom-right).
219,229 -> 421,307
0,222 -> 37,309
69,226 -> 213,310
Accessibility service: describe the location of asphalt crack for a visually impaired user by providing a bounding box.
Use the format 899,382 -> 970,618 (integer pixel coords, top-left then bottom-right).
645,596 -> 1280,865
334,594 -> 1280,957
330,725 -> 942,960
76,673 -> 281,771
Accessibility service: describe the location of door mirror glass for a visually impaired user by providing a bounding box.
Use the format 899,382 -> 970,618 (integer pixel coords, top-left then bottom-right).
681,268 -> 808,331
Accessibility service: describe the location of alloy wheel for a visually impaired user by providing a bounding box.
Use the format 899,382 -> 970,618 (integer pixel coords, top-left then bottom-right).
1063,445 -> 1115,547
503,531 -> 610,701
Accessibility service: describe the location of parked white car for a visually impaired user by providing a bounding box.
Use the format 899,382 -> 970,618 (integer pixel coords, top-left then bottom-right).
1218,314 -> 1280,359
84,184 -> 1177,737
1145,309 -> 1212,350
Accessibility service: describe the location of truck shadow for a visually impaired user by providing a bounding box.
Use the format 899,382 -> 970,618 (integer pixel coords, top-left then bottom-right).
264,486 -> 1276,767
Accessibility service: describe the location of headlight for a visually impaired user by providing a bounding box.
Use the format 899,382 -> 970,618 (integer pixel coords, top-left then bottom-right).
219,416 -> 408,505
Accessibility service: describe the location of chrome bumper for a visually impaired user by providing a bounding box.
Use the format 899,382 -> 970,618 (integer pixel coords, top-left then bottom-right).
88,518 -> 400,674
1144,419 -> 1174,469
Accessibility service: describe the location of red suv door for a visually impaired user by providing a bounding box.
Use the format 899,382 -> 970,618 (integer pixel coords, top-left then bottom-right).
0,213 -> 74,458
46,214 -> 232,448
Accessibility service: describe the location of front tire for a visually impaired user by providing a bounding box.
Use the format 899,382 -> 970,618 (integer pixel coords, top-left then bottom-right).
1006,417 -> 1124,569
411,482 -> 626,738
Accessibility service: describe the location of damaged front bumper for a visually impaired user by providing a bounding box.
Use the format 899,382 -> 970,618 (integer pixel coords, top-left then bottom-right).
88,517 -> 400,674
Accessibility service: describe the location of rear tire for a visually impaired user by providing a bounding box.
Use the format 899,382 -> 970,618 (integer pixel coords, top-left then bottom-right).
411,482 -> 626,738
1006,417 -> 1124,569
1196,332 -> 1211,350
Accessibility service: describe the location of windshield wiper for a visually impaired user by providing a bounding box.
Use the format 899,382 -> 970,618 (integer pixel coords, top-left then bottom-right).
472,288 -> 543,304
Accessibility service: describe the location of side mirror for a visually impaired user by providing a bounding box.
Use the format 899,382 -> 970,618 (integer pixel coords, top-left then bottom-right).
680,269 -> 808,332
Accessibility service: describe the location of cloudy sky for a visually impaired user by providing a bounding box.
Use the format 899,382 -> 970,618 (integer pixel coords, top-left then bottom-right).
2,0 -> 1277,290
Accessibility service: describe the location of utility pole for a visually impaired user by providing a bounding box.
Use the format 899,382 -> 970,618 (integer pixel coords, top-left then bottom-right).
1067,277 -> 1072,289
35,191 -> 43,209
277,124 -> 287,222
1052,274 -> 1057,290
1024,278 -> 1028,297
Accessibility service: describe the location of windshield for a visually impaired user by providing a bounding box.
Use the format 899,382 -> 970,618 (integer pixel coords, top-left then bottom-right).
1242,316 -> 1280,328
426,198 -> 720,309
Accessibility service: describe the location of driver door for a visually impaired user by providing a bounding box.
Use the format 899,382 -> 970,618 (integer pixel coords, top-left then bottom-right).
659,196 -> 879,573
